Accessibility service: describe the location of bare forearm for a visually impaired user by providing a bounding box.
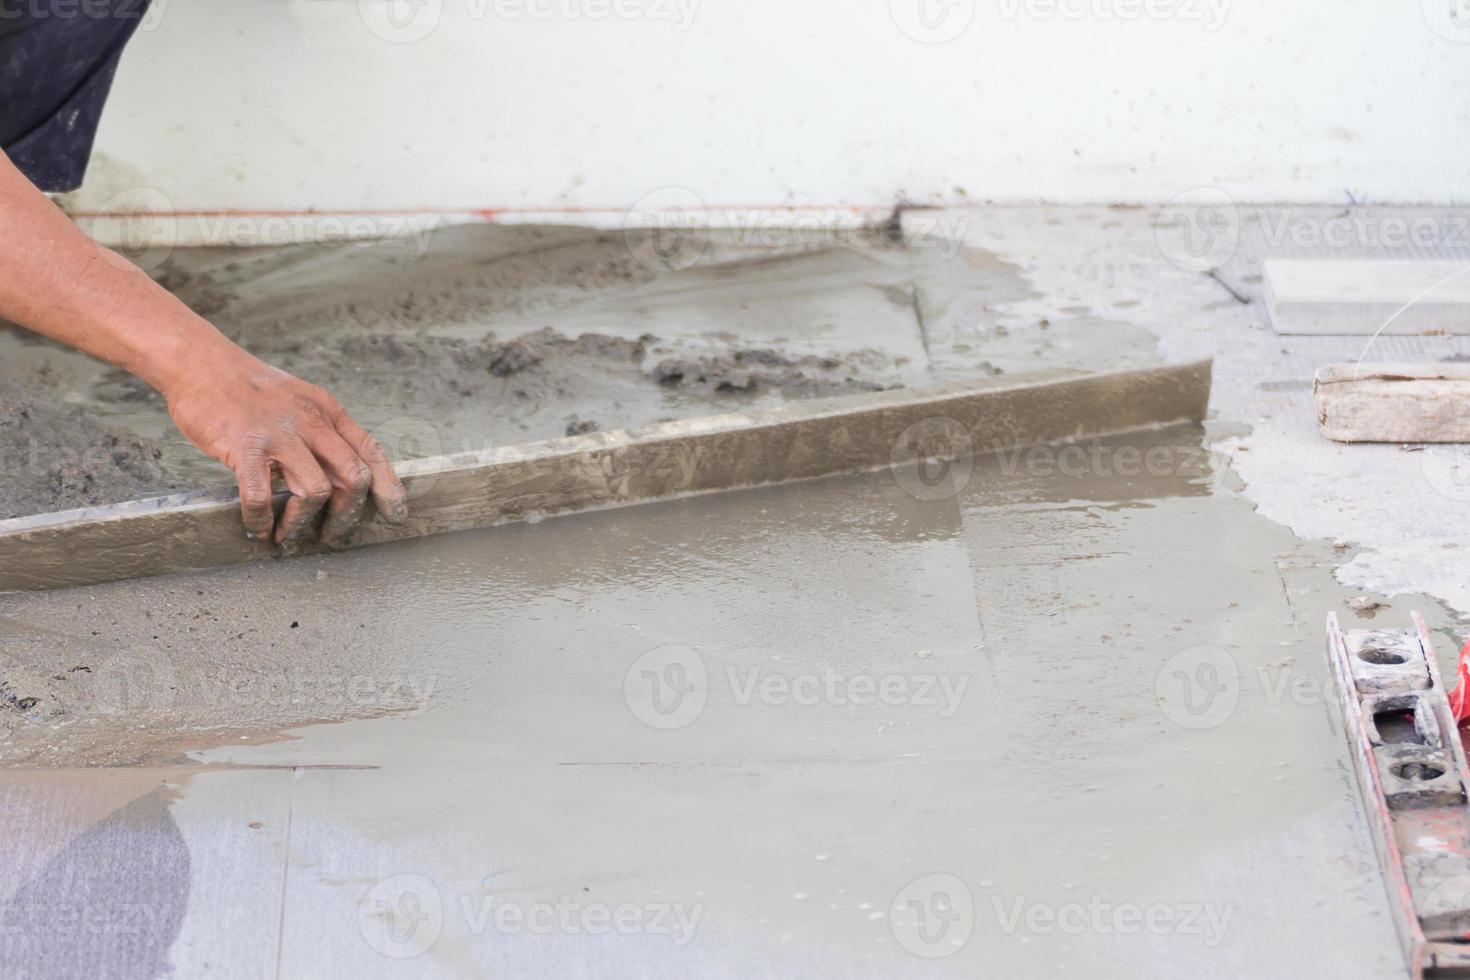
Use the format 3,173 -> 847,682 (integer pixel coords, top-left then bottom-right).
0,149 -> 240,394
0,150 -> 406,545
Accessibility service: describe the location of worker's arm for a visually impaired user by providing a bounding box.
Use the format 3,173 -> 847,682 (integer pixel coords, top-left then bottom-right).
0,150 -> 407,545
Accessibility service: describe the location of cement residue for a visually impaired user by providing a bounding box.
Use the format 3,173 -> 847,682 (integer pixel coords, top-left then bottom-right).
0,381 -> 180,520
2,224 -> 1034,520
154,224 -> 663,334
651,348 -> 893,394
930,206 -> 1470,620
0,314 -> 908,520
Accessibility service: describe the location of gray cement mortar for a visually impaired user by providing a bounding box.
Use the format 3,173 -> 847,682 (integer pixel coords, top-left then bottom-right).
0,423 -> 1441,978
0,212 -> 1444,976
1,223 -> 1119,521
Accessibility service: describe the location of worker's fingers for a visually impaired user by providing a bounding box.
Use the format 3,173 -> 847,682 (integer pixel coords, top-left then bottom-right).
234,461 -> 277,542
330,412 -> 409,524
306,427 -> 376,548
271,440 -> 334,547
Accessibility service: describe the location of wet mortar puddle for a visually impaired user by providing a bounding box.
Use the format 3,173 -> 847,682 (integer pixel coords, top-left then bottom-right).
0,421 -> 1451,976
0,423 -> 1459,768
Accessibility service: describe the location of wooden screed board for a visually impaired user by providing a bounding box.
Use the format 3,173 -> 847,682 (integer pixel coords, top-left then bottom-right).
0,361 -> 1212,592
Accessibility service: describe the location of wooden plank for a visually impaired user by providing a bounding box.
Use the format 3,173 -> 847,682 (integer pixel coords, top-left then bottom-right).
1266,259 -> 1470,335
1315,364 -> 1470,443
0,361 -> 1211,593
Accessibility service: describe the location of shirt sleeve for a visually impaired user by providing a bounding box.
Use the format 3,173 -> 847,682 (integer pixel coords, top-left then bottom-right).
0,0 -> 151,193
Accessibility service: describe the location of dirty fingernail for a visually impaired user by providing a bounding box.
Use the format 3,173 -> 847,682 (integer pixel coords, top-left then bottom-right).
276,525 -> 309,549
277,532 -> 310,556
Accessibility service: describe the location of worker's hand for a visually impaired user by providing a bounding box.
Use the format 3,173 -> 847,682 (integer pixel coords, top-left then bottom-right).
162,346 -> 409,548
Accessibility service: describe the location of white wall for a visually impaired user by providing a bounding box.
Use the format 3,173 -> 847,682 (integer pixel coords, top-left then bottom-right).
64,0 -> 1470,234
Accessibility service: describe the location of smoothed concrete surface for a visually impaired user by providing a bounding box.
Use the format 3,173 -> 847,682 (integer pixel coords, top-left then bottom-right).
0,428 -> 1446,978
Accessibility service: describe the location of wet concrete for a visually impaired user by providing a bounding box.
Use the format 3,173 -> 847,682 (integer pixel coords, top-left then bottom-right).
2,207 -> 1459,976
0,424 -> 1446,977
0,223 -> 1161,521
914,205 -> 1470,619
0,380 -> 176,517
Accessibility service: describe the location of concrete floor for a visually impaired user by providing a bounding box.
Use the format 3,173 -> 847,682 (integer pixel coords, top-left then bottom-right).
4,206 -> 1470,978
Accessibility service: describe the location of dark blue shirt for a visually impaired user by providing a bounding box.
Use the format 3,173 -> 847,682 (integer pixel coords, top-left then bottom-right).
0,0 -> 150,191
